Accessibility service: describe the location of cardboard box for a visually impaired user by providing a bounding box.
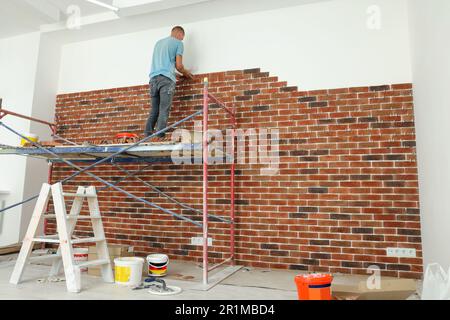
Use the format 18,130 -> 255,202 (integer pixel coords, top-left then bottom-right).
88,244 -> 134,277
332,275 -> 417,300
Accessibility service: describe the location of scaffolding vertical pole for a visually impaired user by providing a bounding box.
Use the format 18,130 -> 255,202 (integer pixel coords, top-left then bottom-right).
202,77 -> 209,285
42,161 -> 53,243
230,112 -> 236,265
43,125 -> 57,239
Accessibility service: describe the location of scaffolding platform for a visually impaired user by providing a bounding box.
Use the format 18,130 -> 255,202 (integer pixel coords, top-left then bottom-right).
0,142 -> 202,163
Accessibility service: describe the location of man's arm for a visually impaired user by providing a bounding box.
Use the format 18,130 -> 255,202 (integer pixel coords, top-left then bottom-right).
176,55 -> 194,80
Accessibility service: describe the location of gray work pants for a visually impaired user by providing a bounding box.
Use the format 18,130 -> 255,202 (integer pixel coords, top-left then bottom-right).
145,75 -> 176,137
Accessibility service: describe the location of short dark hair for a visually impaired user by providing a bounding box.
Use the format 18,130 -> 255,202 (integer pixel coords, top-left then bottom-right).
172,26 -> 185,34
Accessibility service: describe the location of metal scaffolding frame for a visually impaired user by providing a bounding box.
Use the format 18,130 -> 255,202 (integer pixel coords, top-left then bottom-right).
0,78 -> 239,288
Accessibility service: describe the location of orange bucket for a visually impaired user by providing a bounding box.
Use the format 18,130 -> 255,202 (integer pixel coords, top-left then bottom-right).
295,274 -> 333,300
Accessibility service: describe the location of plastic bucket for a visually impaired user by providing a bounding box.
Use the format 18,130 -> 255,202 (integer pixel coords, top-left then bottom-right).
295,274 -> 333,300
114,257 -> 144,286
20,133 -> 38,146
73,248 -> 89,273
147,254 -> 169,277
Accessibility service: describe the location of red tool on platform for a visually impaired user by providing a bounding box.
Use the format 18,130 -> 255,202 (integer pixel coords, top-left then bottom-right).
115,132 -> 139,144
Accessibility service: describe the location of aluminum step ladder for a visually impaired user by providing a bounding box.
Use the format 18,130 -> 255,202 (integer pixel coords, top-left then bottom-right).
9,182 -> 114,293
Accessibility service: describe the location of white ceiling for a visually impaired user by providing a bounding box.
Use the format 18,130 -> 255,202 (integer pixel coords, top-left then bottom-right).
0,0 -> 220,39
47,0 -> 113,15
0,0 -> 330,40
0,0 -> 113,38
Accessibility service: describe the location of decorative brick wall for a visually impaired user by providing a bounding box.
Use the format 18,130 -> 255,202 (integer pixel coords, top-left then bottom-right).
50,68 -> 423,279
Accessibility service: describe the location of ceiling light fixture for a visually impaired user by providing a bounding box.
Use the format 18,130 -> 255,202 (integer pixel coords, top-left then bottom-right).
85,0 -> 119,12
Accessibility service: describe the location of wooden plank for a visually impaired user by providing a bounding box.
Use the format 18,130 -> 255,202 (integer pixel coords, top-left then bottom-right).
0,243 -> 41,255
0,244 -> 22,255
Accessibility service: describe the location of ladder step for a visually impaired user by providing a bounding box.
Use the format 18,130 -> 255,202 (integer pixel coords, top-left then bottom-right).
32,236 -> 105,244
32,236 -> 60,243
71,237 -> 105,244
44,215 -> 102,220
29,254 -> 62,262
75,259 -> 110,269
62,193 -> 96,198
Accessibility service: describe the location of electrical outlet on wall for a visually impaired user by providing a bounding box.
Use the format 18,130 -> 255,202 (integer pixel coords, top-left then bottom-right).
191,237 -> 213,246
386,247 -> 417,258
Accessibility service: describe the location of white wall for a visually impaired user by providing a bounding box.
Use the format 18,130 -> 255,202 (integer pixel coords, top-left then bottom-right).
0,31 -> 59,245
409,0 -> 450,269
0,32 -> 41,246
20,34 -> 61,240
58,0 -> 412,93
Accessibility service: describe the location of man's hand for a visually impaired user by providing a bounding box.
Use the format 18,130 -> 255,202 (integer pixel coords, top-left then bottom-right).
176,73 -> 194,82
176,55 -> 195,81
184,70 -> 194,80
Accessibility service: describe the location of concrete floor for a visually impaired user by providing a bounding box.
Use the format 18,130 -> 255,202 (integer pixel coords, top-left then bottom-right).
0,253 -> 420,300
0,254 -> 297,300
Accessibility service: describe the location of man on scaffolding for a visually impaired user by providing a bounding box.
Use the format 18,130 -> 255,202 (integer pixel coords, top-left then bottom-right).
145,26 -> 194,142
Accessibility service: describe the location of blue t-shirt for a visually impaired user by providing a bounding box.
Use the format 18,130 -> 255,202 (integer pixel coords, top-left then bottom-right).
149,36 -> 184,82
